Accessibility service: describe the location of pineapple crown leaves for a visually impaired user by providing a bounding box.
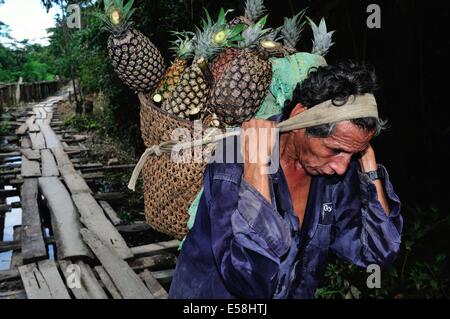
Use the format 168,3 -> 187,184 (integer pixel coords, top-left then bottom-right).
97,0 -> 135,35
244,0 -> 267,23
279,8 -> 307,49
169,31 -> 195,59
213,23 -> 245,47
238,15 -> 272,49
192,22 -> 222,62
308,17 -> 335,56
193,8 -> 241,61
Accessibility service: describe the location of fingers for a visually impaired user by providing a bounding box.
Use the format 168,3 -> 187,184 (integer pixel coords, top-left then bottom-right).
240,119 -> 277,167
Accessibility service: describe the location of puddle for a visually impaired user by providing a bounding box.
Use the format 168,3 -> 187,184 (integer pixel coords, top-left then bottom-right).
0,186 -> 21,270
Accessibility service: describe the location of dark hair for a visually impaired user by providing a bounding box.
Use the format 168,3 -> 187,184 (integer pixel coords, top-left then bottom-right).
283,61 -> 387,137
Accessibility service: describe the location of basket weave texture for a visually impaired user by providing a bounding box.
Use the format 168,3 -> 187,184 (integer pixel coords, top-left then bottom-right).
138,92 -> 207,239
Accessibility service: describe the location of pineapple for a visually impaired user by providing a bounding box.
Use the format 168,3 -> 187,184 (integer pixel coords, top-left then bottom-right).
161,11 -> 223,120
99,0 -> 165,93
211,0 -> 267,81
209,16 -> 276,126
151,32 -> 195,104
278,9 -> 307,54
308,17 -> 335,56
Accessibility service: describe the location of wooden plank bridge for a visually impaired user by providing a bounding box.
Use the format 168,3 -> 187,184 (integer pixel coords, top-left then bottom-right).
0,91 -> 179,299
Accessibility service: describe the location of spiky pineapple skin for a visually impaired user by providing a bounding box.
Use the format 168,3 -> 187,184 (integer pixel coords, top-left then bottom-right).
108,28 -> 165,93
210,48 -> 240,82
161,64 -> 209,119
209,49 -> 272,125
153,58 -> 188,101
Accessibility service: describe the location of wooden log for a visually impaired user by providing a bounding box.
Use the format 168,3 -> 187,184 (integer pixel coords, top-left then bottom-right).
151,269 -> 174,284
9,178 -> 24,186
0,268 -> 20,281
0,289 -> 27,299
29,132 -> 46,150
25,115 -> 35,126
0,154 -> 21,162
0,152 -> 21,158
59,260 -> 108,299
38,177 -> 93,260
51,147 -> 73,169
21,148 -> 40,160
72,193 -> 133,259
3,136 -> 19,143
21,136 -> 32,149
98,201 -> 123,226
21,156 -> 41,178
0,201 -> 20,212
117,222 -> 151,233
0,146 -> 20,152
81,164 -> 136,173
0,236 -> 54,253
28,124 -> 40,133
39,123 -> 62,148
61,172 -> 92,194
41,149 -> 59,177
128,254 -> 177,272
11,226 -> 23,268
0,188 -> 19,197
130,240 -> 180,258
0,174 -> 17,181
80,228 -> 152,299
74,162 -> 103,170
82,172 -> 104,180
140,269 -> 168,299
0,162 -> 21,169
0,169 -> 20,177
94,192 -> 126,201
20,178 -> 47,262
19,260 -> 71,299
94,265 -> 122,299
52,148 -> 92,193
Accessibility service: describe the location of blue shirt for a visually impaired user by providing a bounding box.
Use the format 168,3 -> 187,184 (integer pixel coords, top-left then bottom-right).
169,115 -> 403,299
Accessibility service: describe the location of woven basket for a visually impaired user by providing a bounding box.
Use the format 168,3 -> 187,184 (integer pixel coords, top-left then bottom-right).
138,92 -> 207,240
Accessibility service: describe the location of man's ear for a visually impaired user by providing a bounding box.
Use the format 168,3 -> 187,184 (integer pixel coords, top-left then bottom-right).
290,103 -> 308,118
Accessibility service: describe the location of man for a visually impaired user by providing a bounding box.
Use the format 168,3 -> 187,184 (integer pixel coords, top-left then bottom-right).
169,61 -> 403,299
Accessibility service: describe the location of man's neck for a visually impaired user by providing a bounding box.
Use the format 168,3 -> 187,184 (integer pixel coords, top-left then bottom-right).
279,132 -> 308,177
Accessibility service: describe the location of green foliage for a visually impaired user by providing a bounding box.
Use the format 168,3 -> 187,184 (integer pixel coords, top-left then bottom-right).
0,43 -> 57,82
316,205 -> 450,299
64,113 -> 101,131
0,121 -> 11,134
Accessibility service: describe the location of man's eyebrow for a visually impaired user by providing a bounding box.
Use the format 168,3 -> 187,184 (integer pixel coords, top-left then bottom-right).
329,146 -> 352,153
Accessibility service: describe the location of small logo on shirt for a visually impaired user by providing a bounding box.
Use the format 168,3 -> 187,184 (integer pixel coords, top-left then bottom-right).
320,202 -> 334,224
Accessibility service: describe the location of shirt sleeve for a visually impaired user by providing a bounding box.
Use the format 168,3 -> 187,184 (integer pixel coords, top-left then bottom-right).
330,163 -> 403,268
204,164 -> 291,298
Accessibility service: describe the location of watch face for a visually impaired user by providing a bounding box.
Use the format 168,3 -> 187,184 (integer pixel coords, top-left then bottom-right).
367,170 -> 379,181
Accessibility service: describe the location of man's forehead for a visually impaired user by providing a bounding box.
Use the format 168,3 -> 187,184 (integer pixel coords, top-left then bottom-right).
324,121 -> 374,151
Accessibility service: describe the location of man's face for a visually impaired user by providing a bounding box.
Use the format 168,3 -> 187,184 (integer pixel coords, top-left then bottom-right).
294,121 -> 375,176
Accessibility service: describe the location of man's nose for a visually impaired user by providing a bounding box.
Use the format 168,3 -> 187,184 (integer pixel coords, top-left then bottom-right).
329,154 -> 352,175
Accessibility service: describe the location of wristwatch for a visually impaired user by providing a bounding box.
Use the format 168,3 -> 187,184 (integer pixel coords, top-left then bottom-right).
365,169 -> 380,181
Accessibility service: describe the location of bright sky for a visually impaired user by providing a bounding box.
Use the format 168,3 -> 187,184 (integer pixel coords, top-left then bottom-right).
0,0 -> 59,46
